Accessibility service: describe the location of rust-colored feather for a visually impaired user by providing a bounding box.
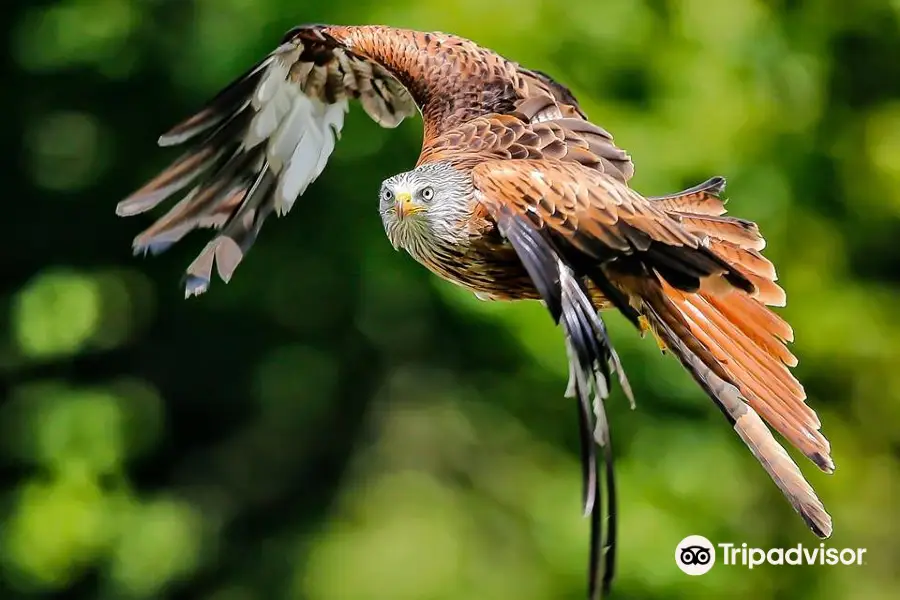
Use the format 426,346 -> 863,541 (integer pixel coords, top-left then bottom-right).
632,276 -> 832,538
468,158 -> 754,296
663,284 -> 826,457
471,156 -> 832,540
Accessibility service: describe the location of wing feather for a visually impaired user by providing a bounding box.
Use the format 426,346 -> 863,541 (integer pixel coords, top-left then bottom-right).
495,207 -> 629,600
636,281 -> 832,537
471,158 -> 753,295
117,26 -> 417,295
470,155 -> 833,540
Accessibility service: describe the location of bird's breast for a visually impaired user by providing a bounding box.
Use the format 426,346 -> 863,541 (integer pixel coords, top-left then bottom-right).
408,233 -> 542,301
406,231 -> 615,310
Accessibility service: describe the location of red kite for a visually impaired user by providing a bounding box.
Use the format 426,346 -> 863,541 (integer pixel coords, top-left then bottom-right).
117,25 -> 833,599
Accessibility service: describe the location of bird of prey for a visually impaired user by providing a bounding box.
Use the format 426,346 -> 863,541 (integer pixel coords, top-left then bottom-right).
117,25 -> 833,599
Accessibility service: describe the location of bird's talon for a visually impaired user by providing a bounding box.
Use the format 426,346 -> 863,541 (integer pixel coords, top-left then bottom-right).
639,315 -> 668,352
638,315 -> 651,337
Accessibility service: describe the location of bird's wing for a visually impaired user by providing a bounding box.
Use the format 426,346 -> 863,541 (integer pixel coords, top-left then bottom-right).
116,26 -> 417,296
508,63 -> 635,182
419,113 -> 634,182
517,67 -> 586,118
472,158 -> 833,539
511,69 -> 635,182
474,159 -> 706,262
513,96 -> 635,182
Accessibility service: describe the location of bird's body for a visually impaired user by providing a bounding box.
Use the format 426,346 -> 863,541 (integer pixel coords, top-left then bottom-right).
117,24 -> 834,600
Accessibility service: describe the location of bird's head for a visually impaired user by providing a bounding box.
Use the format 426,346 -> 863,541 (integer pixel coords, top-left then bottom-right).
378,162 -> 472,252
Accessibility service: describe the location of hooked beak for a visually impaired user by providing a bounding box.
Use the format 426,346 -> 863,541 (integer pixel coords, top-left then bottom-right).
394,191 -> 422,220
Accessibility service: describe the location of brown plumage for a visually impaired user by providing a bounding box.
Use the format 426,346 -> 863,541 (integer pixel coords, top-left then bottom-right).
116,25 -> 833,599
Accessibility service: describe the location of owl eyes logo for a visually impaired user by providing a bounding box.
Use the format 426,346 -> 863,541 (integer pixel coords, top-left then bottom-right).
675,535 -> 716,575
680,545 -> 712,565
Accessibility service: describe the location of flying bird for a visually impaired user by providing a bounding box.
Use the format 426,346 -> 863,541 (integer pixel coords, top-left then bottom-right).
116,25 -> 834,599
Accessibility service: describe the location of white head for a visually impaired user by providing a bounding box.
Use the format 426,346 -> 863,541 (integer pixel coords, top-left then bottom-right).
379,162 -> 473,254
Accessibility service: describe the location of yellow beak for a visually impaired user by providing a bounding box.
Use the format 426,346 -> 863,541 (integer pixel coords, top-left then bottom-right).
394,191 -> 420,219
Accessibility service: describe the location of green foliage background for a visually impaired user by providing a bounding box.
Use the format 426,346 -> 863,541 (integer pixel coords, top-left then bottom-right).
3,0 -> 900,598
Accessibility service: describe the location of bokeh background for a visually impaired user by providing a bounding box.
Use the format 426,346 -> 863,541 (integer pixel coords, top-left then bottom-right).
3,0 -> 900,598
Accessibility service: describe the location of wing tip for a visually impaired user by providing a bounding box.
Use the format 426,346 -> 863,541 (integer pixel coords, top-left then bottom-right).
132,238 -> 174,257
117,190 -> 168,217
805,510 -> 834,539
116,199 -> 141,217
157,115 -> 219,148
158,132 -> 190,147
707,175 -> 727,194
813,451 -> 836,474
183,274 -> 210,298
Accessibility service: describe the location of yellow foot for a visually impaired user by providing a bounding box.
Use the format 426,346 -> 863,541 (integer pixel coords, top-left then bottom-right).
639,315 -> 668,354
638,315 -> 651,336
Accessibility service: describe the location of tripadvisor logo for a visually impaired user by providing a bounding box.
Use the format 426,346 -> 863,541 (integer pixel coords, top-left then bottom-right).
676,536 -> 867,575
719,543 -> 867,569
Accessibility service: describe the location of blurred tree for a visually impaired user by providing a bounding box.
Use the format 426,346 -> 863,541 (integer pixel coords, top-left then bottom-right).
1,1 -> 899,599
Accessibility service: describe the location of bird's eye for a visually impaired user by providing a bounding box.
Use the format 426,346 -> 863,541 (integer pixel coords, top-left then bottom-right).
381,188 -> 393,202
421,186 -> 435,201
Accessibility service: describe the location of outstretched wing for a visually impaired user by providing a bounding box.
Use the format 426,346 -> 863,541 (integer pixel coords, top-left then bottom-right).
472,158 -> 833,538
117,26 -> 417,296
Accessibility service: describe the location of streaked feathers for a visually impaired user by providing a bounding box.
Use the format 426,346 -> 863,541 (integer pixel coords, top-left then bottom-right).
118,27 -> 418,294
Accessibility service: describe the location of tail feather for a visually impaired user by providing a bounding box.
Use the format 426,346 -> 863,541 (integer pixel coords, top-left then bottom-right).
630,177 -> 834,538
660,282 -> 831,470
635,280 -> 832,537
704,292 -> 797,367
654,176 -> 790,306
745,272 -> 788,307
642,292 -> 832,537
650,177 -> 830,471
704,239 -> 786,306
